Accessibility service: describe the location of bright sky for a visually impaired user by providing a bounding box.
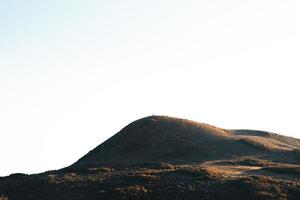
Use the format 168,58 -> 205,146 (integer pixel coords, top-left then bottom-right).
1,0 -> 300,176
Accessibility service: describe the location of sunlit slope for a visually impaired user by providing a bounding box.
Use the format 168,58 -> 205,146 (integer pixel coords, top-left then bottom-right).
73,116 -> 299,167
230,129 -> 300,150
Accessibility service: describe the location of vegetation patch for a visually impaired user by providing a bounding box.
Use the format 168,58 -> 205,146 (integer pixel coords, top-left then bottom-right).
218,158 -> 272,167
113,185 -> 149,199
88,167 -> 115,173
133,162 -> 174,170
261,164 -> 300,175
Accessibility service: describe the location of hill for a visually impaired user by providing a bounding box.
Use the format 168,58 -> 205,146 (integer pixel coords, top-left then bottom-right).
0,116 -> 299,200
73,116 -> 300,167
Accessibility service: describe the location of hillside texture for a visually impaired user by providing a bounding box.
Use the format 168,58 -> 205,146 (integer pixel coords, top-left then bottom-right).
0,116 -> 299,200
74,116 -> 300,167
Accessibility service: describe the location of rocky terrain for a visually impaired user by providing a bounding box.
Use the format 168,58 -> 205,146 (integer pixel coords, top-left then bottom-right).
1,116 -> 299,200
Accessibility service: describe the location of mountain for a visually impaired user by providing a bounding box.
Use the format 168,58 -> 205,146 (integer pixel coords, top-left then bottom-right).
0,116 -> 299,200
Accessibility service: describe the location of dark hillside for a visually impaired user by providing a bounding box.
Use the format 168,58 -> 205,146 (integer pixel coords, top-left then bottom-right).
73,116 -> 299,167
1,116 -> 299,200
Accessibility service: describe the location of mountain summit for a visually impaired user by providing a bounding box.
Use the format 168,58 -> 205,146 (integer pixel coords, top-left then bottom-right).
73,116 -> 300,167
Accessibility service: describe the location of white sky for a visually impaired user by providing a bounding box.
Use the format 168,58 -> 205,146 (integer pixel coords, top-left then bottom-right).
0,0 -> 300,176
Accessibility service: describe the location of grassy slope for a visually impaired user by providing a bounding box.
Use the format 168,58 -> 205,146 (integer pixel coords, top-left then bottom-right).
73,116 -> 299,167
1,116 -> 299,200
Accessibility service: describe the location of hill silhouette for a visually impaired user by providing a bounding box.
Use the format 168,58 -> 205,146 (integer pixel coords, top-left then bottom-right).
73,116 -> 300,167
0,116 -> 299,200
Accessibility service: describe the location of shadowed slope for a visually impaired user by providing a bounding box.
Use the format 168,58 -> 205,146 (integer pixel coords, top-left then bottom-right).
72,116 -> 299,167
1,116 -> 300,200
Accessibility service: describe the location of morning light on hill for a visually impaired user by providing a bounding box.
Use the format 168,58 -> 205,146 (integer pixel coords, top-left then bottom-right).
0,1 -> 299,199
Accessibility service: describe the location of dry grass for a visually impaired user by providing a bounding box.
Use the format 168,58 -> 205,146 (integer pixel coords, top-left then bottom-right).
74,116 -> 299,169
238,136 -> 297,151
88,167 -> 114,173
215,158 -> 272,167
1,116 -> 300,200
114,185 -> 149,199
1,161 -> 299,200
261,164 -> 300,175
